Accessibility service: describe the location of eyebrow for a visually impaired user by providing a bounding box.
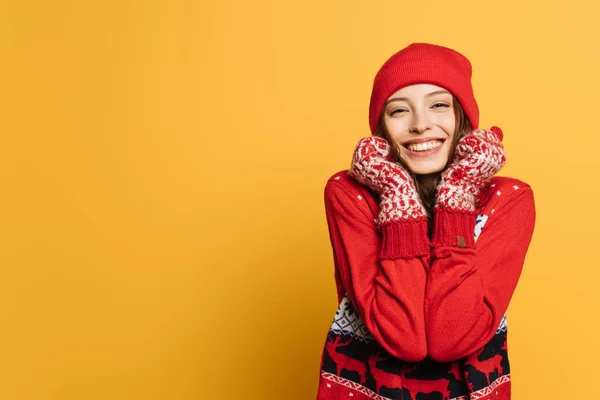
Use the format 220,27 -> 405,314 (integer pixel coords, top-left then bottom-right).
385,90 -> 452,106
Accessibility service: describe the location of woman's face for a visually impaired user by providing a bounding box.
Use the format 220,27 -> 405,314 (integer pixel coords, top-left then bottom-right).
382,83 -> 456,175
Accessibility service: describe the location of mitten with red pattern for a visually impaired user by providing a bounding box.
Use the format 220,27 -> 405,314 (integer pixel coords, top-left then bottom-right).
348,137 -> 430,259
432,126 -> 506,248
436,127 -> 507,213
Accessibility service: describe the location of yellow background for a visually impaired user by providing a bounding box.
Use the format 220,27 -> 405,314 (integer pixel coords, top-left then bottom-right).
1,0 -> 597,399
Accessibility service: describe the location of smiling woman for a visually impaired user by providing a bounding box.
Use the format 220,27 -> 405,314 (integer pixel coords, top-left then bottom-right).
315,43 -> 536,400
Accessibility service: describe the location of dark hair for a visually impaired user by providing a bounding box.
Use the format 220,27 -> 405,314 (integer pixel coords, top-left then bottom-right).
374,97 -> 473,219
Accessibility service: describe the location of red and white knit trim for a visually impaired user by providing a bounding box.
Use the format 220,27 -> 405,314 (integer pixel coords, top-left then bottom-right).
469,374 -> 510,400
320,370 -> 510,400
320,371 -> 391,400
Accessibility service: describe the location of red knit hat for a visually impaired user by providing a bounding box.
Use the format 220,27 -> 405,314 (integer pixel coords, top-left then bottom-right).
368,43 -> 479,134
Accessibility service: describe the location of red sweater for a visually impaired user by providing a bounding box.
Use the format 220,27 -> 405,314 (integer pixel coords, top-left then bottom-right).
316,170 -> 535,400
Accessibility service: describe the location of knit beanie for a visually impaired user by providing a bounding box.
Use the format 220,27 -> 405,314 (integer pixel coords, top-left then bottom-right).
368,43 -> 479,135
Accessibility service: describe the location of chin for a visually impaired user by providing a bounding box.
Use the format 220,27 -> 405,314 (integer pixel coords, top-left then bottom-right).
407,161 -> 447,176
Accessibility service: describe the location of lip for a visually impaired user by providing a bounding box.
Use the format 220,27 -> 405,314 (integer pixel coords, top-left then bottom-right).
402,137 -> 446,145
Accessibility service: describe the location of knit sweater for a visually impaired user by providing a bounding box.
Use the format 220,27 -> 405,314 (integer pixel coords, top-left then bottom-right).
316,170 -> 536,400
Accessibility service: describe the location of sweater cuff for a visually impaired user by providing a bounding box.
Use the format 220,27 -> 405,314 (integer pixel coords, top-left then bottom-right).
379,218 -> 430,260
431,207 -> 476,248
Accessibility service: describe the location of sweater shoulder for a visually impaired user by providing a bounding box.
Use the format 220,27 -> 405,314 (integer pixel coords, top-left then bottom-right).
325,169 -> 360,190
478,175 -> 535,215
489,175 -> 532,193
324,169 -> 379,216
325,169 -> 376,198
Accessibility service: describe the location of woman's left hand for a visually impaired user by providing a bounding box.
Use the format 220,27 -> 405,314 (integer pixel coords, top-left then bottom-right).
436,126 -> 507,212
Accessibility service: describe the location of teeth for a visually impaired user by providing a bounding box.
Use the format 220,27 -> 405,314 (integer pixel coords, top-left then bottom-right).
407,140 -> 443,152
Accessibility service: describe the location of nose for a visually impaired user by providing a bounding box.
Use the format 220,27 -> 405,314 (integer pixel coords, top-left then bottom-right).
409,109 -> 432,134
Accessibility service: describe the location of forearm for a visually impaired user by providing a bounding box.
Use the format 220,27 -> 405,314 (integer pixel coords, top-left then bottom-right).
326,181 -> 429,361
425,209 -> 488,361
424,187 -> 535,362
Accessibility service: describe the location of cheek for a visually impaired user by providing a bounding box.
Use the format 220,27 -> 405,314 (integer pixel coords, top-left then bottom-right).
433,112 -> 456,133
384,119 -> 409,141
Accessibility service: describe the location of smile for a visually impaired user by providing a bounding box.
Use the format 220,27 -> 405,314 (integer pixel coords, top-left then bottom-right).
404,139 -> 444,153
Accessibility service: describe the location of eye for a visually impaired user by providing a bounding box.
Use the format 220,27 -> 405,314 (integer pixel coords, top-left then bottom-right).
432,103 -> 450,108
389,108 -> 407,116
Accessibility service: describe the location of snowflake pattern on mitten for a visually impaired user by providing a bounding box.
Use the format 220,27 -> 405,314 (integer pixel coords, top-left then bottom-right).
436,127 -> 506,212
348,137 -> 427,225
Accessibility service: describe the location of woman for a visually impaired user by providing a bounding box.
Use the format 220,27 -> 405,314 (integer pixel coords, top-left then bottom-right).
316,43 -> 536,400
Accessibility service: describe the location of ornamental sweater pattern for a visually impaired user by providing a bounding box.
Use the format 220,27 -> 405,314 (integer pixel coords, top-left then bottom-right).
315,170 -> 536,400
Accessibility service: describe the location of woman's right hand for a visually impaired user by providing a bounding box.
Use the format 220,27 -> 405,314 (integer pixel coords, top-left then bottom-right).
436,127 -> 506,213
348,137 -> 427,225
